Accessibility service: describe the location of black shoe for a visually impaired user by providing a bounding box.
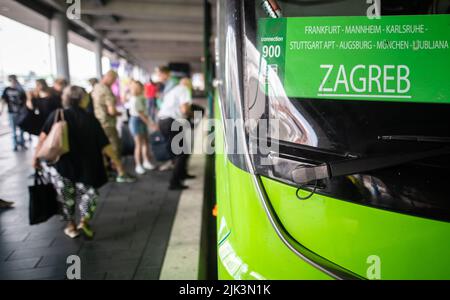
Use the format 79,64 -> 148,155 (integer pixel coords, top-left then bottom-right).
182,174 -> 197,180
107,171 -> 118,182
0,199 -> 14,209
169,184 -> 189,191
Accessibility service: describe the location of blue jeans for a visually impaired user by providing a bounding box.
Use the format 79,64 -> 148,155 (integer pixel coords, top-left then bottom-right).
129,116 -> 148,137
9,112 -> 25,149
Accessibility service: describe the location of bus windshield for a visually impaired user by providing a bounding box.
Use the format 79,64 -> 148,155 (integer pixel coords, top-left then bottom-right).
246,0 -> 450,156
242,0 -> 450,221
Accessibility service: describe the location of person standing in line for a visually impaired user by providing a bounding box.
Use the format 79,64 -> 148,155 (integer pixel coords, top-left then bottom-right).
26,79 -> 62,135
33,86 -> 126,239
1,75 -> 27,151
144,80 -> 158,121
52,78 -> 68,98
88,78 -> 99,92
81,78 -> 98,114
155,66 -> 178,112
128,80 -> 156,175
157,68 -> 195,190
91,70 -> 135,183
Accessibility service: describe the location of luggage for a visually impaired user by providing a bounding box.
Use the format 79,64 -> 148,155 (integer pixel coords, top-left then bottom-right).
150,131 -> 174,162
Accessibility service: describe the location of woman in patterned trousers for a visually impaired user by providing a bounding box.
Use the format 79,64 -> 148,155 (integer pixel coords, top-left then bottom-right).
33,86 -> 125,239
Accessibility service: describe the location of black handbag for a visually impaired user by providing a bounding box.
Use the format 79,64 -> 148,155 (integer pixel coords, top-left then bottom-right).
28,170 -> 59,225
150,131 -> 174,162
17,106 -> 44,136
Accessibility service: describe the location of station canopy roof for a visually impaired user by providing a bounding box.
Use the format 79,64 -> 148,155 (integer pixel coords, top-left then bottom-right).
6,0 -> 207,72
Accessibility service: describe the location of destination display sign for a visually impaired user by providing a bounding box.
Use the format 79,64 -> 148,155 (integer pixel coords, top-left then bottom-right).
258,15 -> 450,103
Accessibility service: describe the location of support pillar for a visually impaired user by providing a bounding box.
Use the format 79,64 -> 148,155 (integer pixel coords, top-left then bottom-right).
95,37 -> 103,79
52,12 -> 70,81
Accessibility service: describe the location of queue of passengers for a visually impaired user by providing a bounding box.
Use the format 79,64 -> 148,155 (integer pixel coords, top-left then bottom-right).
0,66 -> 196,238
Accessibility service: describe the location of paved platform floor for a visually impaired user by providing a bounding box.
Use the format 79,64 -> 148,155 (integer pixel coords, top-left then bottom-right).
0,115 -> 181,280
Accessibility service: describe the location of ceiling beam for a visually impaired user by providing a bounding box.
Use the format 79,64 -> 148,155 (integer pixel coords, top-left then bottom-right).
106,31 -> 203,42
80,0 -> 203,22
92,18 -> 202,33
127,50 -> 202,59
93,0 -> 107,7
136,55 -> 201,63
32,0 -> 143,65
129,49 -> 203,58
115,40 -> 203,51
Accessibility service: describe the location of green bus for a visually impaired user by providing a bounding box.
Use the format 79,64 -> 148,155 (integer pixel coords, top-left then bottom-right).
214,0 -> 450,280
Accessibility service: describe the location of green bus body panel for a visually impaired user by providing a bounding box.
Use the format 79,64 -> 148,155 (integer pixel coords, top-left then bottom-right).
215,107 -> 331,280
215,93 -> 450,279
262,178 -> 450,279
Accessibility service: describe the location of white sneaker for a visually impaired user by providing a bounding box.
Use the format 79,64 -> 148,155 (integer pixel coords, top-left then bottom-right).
143,161 -> 156,171
135,165 -> 146,175
64,227 -> 80,239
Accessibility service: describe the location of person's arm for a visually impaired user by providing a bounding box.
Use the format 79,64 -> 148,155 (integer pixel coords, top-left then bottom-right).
105,91 -> 121,117
106,102 -> 121,117
138,111 -> 149,125
1,90 -> 7,114
32,132 -> 48,169
26,91 -> 34,110
138,111 -> 158,131
179,87 -> 193,118
135,98 -> 151,125
1,89 -> 7,102
180,103 -> 192,118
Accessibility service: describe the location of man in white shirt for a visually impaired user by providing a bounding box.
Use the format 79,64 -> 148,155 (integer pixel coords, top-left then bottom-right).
157,67 -> 193,190
158,85 -> 192,120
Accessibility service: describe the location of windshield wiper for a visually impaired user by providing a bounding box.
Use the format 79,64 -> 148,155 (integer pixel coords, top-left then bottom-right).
291,145 -> 450,185
379,135 -> 450,143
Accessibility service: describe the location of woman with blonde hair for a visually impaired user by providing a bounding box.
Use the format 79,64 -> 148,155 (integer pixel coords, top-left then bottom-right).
128,80 -> 156,175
